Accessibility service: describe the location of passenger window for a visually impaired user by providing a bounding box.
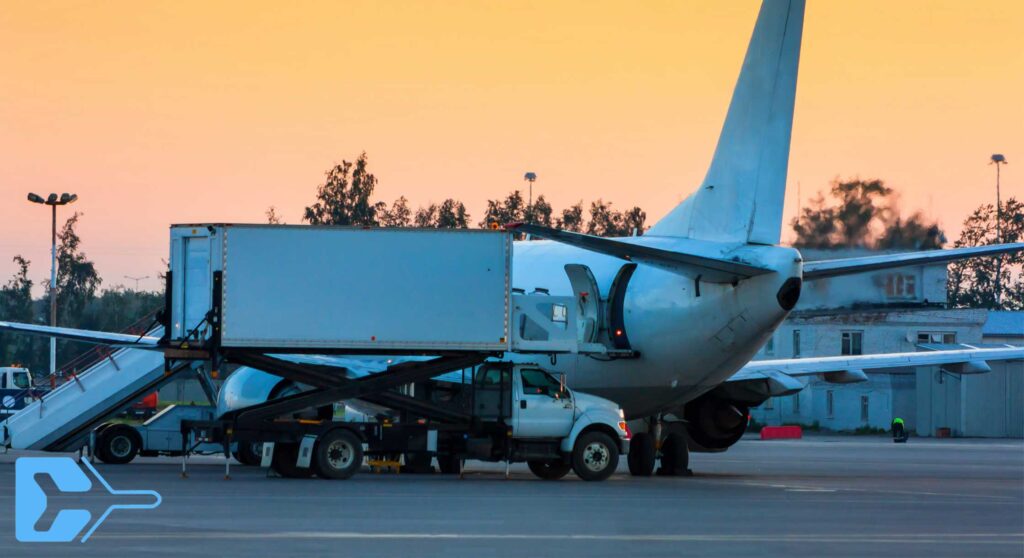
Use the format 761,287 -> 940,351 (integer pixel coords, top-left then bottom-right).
13,372 -> 30,389
520,369 -> 563,398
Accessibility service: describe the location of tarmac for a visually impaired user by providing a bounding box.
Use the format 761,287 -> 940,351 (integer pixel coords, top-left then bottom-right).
0,435 -> 1021,557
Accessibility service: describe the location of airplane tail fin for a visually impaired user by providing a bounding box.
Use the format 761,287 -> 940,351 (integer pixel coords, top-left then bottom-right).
649,0 -> 805,245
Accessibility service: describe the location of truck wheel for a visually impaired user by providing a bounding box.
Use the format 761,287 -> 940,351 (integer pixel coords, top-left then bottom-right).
627,432 -> 656,476
235,442 -> 263,466
97,424 -> 141,465
92,423 -> 115,462
437,453 -> 461,475
657,432 -> 690,476
312,429 -> 363,480
528,460 -> 571,480
271,442 -> 313,478
571,431 -> 619,482
403,453 -> 434,474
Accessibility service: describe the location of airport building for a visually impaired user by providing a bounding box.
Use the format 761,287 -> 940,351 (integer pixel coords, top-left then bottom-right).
750,249 -> 1024,438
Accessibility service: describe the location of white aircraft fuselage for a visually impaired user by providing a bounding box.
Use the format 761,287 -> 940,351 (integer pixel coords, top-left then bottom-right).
511,238 -> 801,418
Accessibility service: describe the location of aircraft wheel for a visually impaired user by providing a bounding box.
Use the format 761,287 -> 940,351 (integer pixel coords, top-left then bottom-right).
312,429 -> 363,480
571,431 -> 619,482
528,459 -> 571,480
97,424 -> 141,465
657,432 -> 690,476
627,432 -> 656,476
271,442 -> 313,478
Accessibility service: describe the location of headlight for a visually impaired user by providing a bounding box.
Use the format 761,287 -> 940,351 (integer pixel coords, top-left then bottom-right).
618,408 -> 625,419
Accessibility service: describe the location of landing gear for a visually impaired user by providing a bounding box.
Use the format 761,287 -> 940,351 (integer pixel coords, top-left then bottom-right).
657,431 -> 690,476
627,432 -> 656,476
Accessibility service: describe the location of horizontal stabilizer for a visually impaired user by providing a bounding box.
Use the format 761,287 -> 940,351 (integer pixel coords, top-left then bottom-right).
731,345 -> 1024,382
0,321 -> 160,348
803,243 -> 1024,280
506,223 -> 774,283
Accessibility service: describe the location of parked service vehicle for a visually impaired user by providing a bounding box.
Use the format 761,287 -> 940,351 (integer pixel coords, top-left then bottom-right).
92,404 -> 223,464
193,362 -> 629,482
0,367 -> 37,418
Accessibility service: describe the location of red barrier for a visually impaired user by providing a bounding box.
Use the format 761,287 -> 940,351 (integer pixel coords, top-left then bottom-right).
759,426 -> 803,440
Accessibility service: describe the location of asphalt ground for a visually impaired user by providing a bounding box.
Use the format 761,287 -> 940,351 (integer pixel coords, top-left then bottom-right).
0,435 -> 1021,558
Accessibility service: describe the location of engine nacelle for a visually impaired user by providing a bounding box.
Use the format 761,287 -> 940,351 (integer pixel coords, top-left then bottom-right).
682,392 -> 749,453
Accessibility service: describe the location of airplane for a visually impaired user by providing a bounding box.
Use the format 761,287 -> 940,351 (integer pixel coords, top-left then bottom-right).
2,0 -> 1022,475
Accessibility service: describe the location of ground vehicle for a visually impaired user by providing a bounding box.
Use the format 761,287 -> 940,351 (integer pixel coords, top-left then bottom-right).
186,362 -> 628,481
92,403 -> 222,464
0,367 -> 36,419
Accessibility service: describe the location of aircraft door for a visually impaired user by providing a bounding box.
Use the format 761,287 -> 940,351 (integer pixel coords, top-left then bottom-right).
514,368 -> 574,438
564,264 -> 601,344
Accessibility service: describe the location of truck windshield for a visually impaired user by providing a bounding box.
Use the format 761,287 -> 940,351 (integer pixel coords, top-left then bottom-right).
520,369 -> 564,397
12,372 -> 30,389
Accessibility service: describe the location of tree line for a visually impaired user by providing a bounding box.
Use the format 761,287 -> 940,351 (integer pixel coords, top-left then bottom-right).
0,156 -> 1020,377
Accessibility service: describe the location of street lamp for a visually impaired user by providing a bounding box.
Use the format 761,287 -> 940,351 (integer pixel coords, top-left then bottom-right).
124,275 -> 150,290
524,172 -> 537,222
27,191 -> 78,376
990,154 -> 1008,308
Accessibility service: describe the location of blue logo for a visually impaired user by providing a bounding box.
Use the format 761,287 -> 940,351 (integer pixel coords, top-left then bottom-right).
15,457 -> 161,543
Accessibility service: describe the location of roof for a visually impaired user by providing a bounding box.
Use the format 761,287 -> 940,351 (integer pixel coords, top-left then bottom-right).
983,311 -> 1024,338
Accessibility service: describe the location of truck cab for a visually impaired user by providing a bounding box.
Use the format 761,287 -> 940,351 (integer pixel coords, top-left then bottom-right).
0,367 -> 34,417
451,362 -> 630,481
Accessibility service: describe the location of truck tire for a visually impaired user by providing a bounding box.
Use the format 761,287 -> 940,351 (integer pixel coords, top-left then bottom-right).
403,453 -> 434,474
312,429 -> 363,480
97,424 -> 141,465
657,432 -> 690,476
627,432 -> 656,476
271,442 -> 313,478
528,459 -> 571,480
437,453 -> 461,475
234,441 -> 263,466
92,423 -> 115,462
571,431 -> 619,482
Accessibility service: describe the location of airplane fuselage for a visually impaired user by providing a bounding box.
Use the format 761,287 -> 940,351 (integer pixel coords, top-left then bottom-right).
510,236 -> 802,418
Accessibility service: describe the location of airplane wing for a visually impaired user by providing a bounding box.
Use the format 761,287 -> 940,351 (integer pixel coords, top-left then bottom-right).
0,321 -> 161,348
726,345 -> 1024,398
505,223 -> 774,283
803,243 -> 1024,280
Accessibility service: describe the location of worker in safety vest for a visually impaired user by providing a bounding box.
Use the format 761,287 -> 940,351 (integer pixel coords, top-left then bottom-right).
891,417 -> 908,443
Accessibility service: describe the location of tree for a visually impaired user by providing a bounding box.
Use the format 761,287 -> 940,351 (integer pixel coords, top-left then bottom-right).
379,197 -> 412,227
523,195 -> 554,227
414,199 -> 470,228
53,213 -> 102,327
478,190 -> 527,229
948,198 -> 1024,309
622,207 -> 647,236
556,202 -> 585,232
266,206 -> 283,224
793,177 -> 944,250
0,256 -> 42,371
303,152 -> 383,226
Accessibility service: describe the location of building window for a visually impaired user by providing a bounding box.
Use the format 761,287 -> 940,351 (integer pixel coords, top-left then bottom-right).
917,331 -> 956,344
792,329 -> 801,358
885,274 -> 917,299
792,392 -> 800,413
860,395 -> 869,422
841,331 -> 863,355
826,390 -> 834,418
764,335 -> 775,356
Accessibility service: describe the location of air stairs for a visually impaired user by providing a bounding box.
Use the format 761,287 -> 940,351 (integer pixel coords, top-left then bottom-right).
1,327 -> 199,452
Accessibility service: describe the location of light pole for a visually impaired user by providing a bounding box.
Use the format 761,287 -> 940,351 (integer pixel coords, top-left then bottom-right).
524,172 -> 537,222
27,192 -> 78,376
124,275 -> 150,291
990,154 -> 1008,308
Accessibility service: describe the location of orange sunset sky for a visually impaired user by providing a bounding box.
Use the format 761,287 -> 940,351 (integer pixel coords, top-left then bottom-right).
1,0 -> 1021,293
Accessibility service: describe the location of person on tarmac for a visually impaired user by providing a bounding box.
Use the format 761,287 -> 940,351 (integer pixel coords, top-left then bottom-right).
891,417 -> 908,443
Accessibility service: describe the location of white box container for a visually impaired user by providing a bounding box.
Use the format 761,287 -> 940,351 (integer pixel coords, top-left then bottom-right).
169,225 -> 511,352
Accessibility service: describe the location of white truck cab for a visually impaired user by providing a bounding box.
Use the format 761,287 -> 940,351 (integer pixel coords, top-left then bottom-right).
457,362 -> 630,481
0,367 -> 34,417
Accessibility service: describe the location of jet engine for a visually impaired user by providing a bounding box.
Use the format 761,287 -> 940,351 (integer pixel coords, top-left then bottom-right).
682,392 -> 749,452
